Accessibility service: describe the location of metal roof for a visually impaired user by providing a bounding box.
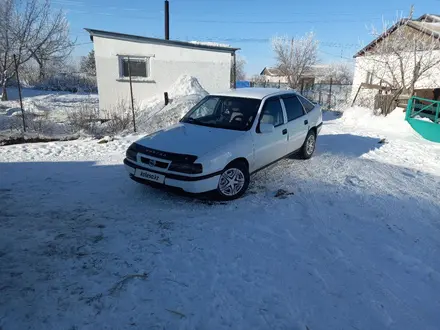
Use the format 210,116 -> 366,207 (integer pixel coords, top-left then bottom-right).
85,28 -> 240,53
354,14 -> 440,58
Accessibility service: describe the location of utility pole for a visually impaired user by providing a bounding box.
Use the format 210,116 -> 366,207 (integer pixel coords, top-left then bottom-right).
127,57 -> 137,133
13,54 -> 26,132
165,0 -> 170,40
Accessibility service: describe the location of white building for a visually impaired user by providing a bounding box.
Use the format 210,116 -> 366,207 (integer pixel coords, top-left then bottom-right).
258,65 -> 337,89
85,29 -> 239,110
351,14 -> 440,102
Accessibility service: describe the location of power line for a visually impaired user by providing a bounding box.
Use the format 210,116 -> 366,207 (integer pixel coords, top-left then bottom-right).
73,41 -> 93,47
319,49 -> 354,61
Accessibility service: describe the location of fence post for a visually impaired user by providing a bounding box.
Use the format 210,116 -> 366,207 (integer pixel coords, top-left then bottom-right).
127,56 -> 137,133
164,92 -> 169,106
13,54 -> 26,132
327,77 -> 333,110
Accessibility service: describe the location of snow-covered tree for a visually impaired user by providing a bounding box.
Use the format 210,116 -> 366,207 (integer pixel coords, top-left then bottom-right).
324,62 -> 354,84
235,55 -> 246,81
0,0 -> 74,100
271,32 -> 319,89
80,50 -> 96,76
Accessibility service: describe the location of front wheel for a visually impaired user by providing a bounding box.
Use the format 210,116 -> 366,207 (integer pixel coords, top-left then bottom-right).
300,130 -> 316,159
216,161 -> 250,200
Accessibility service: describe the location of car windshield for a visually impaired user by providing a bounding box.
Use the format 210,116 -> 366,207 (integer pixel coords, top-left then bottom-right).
181,96 -> 262,131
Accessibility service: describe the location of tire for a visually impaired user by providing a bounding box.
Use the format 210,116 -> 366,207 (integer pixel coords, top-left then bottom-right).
300,130 -> 316,159
216,161 -> 250,200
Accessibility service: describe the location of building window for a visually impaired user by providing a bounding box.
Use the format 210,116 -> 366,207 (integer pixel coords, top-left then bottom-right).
119,56 -> 150,78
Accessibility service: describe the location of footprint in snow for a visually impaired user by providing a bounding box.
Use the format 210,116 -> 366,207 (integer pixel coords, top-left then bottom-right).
345,175 -> 365,188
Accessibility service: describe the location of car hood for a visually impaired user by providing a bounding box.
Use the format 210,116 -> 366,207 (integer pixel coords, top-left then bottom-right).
135,123 -> 246,157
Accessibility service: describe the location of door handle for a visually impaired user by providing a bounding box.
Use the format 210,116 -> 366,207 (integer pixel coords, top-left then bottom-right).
282,129 -> 288,135
304,120 -> 309,125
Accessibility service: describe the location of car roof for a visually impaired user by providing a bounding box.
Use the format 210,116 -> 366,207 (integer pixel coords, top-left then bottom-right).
211,88 -> 298,100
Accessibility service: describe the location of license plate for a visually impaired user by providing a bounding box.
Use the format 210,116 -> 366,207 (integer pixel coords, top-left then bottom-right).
135,169 -> 165,184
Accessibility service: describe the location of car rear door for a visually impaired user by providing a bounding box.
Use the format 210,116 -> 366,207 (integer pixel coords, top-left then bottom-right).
251,96 -> 288,171
281,94 -> 309,153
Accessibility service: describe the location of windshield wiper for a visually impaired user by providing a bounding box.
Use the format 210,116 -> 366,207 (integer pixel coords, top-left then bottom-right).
184,117 -> 217,127
184,117 -> 203,124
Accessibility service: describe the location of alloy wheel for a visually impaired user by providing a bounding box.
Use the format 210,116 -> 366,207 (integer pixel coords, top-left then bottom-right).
219,168 -> 245,197
306,134 -> 316,155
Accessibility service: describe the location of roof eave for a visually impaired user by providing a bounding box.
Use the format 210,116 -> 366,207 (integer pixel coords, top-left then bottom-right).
353,19 -> 440,58
84,28 -> 240,53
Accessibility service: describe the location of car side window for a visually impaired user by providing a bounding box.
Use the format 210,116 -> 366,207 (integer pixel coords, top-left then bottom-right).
282,95 -> 305,122
259,98 -> 284,128
297,95 -> 315,112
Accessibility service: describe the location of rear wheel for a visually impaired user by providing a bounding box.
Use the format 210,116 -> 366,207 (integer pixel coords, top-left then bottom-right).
216,161 -> 250,200
300,130 -> 316,159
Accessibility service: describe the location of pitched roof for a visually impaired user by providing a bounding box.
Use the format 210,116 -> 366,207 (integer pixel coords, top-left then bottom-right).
85,28 -> 240,53
260,67 -> 283,76
354,14 -> 440,57
260,65 -> 329,77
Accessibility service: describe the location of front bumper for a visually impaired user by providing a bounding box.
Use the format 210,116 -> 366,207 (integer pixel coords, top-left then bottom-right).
124,158 -> 220,194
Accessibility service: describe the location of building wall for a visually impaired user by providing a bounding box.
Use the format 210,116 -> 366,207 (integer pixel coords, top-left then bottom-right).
93,36 -> 233,110
351,49 -> 440,102
260,75 -> 288,84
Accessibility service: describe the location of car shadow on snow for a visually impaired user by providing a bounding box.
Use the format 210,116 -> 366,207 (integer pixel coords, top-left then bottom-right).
322,110 -> 342,122
316,134 -> 383,158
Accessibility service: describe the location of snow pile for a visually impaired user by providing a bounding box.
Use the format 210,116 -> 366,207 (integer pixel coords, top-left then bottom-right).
340,106 -> 414,136
166,75 -> 208,99
189,41 -> 231,48
136,75 -> 208,134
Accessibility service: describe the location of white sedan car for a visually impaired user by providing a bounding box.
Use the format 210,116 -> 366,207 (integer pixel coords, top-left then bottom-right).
124,88 -> 322,199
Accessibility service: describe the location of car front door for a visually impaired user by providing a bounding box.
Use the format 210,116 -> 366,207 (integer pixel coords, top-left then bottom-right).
252,97 -> 288,171
281,94 -> 309,153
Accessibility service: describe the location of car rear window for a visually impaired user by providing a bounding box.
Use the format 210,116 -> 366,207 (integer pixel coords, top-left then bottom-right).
298,95 -> 315,113
282,95 -> 305,122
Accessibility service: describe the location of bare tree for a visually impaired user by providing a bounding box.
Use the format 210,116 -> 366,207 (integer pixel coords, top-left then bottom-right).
0,0 -> 74,100
250,74 -> 267,87
272,32 -> 319,89
29,11 -> 75,80
235,55 -> 246,81
324,62 -> 354,84
357,12 -> 440,106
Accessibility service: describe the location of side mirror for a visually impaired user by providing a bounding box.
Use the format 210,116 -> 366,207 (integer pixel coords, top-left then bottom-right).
259,123 -> 275,134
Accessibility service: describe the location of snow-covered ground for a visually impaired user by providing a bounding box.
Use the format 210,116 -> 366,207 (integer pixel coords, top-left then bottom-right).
1,101 -> 440,329
0,88 -> 99,135
0,76 -> 206,140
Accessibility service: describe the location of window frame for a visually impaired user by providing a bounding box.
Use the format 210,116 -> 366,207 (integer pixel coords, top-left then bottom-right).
280,94 -> 306,122
117,55 -> 151,80
297,95 -> 315,113
256,96 -> 286,133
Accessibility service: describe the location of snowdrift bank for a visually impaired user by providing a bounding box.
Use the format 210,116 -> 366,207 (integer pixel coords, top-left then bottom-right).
340,106 -> 415,136
136,75 -> 208,134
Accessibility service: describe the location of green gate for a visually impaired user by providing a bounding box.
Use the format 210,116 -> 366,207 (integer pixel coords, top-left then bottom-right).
405,96 -> 440,143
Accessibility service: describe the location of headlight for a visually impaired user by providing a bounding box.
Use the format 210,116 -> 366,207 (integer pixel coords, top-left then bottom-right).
168,162 -> 203,174
126,143 -> 137,161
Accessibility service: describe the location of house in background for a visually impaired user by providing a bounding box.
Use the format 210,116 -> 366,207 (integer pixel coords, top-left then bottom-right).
351,14 -> 440,109
85,28 -> 239,111
257,65 -> 334,90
